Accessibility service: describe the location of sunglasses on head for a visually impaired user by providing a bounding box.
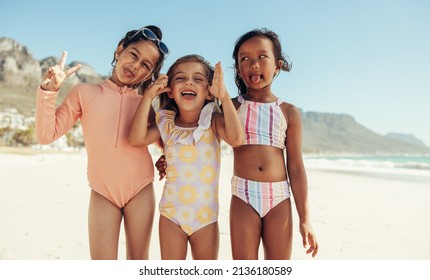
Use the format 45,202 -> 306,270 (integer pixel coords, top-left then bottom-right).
125,27 -> 169,56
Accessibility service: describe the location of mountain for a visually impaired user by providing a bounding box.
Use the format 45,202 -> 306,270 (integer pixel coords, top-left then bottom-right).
0,37 -> 103,114
301,112 -> 430,154
0,37 -> 429,154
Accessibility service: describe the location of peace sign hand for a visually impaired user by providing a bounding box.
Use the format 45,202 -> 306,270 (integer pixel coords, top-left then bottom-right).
40,51 -> 81,92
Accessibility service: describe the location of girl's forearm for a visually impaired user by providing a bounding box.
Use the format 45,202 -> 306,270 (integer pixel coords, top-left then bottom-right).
219,96 -> 244,147
289,167 -> 311,223
128,96 -> 152,146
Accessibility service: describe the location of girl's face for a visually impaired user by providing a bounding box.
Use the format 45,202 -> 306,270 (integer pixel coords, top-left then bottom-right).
168,62 -> 212,112
236,36 -> 280,92
111,40 -> 160,87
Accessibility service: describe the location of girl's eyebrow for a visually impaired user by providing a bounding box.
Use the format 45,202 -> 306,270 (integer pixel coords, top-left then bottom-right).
174,71 -> 207,77
240,49 -> 271,55
130,47 -> 154,68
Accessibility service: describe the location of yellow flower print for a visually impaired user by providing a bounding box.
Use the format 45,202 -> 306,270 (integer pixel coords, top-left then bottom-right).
160,202 -> 176,218
199,185 -> 214,204
179,165 -> 198,184
181,224 -> 194,236
196,206 -> 214,224
165,146 -> 178,164
163,184 -> 178,202
179,185 -> 198,205
165,166 -> 178,183
178,145 -> 198,164
199,144 -> 215,164
200,130 -> 214,144
199,165 -> 216,185
178,206 -> 195,224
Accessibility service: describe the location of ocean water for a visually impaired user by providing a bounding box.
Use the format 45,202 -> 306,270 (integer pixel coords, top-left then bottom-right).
304,155 -> 430,183
305,155 -> 430,171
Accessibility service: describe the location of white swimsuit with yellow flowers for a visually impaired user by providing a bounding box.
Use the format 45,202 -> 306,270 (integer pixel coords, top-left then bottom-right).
156,103 -> 221,236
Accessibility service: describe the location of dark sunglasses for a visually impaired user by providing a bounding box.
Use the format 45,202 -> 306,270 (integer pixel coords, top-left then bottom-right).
125,27 -> 169,56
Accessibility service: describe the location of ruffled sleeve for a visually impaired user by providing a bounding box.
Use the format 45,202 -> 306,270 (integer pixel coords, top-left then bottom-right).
156,102 -> 220,146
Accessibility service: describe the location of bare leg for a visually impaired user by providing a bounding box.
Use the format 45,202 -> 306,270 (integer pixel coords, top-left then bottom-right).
88,190 -> 122,260
230,196 -> 261,259
262,199 -> 293,260
189,222 -> 219,260
159,215 -> 188,260
123,183 -> 155,260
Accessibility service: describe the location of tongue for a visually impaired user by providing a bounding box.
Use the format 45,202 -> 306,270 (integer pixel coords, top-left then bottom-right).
123,69 -> 134,78
183,94 -> 195,100
251,75 -> 261,84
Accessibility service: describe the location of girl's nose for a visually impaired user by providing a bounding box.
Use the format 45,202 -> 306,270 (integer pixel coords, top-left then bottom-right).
250,59 -> 259,69
184,78 -> 194,85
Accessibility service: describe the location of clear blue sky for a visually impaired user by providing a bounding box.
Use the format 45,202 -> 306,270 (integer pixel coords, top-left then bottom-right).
1,0 -> 430,146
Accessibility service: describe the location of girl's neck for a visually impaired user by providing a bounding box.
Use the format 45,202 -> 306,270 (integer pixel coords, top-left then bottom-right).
243,88 -> 278,103
175,110 -> 200,128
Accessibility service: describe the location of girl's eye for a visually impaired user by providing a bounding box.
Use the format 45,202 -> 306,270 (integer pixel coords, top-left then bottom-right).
260,55 -> 267,59
141,62 -> 150,70
130,52 -> 138,59
241,57 -> 249,61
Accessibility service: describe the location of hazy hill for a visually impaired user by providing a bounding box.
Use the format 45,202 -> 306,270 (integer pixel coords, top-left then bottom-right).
1,37 -> 429,154
301,112 -> 430,154
0,37 -> 102,114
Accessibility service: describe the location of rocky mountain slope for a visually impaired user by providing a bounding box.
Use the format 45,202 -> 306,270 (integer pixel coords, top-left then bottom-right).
1,37 -> 429,154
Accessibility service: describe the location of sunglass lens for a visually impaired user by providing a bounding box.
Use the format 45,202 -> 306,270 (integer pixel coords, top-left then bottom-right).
142,28 -> 158,40
159,42 -> 169,55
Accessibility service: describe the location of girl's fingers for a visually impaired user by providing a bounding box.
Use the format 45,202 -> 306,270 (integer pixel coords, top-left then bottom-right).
59,51 -> 68,70
65,64 -> 82,77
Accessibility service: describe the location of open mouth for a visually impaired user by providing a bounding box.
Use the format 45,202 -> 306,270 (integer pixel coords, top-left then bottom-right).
250,75 -> 262,84
123,68 -> 134,78
181,91 -> 197,100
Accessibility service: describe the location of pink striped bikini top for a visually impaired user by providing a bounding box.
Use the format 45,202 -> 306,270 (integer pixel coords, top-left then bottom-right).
237,95 -> 287,149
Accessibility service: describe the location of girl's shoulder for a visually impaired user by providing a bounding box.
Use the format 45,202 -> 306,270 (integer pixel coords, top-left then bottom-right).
230,96 -> 242,110
279,101 -> 302,123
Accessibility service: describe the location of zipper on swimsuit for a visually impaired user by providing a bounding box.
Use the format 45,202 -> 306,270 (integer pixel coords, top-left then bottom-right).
114,88 -> 125,148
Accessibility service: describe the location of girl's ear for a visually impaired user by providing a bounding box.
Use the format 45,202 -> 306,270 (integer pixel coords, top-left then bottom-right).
277,59 -> 283,70
115,45 -> 124,60
274,60 -> 283,76
206,92 -> 214,101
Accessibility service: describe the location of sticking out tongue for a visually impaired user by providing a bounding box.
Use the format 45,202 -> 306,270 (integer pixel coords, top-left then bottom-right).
251,75 -> 261,84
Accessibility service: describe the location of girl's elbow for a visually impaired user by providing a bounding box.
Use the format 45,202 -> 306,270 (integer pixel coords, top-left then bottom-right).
229,135 -> 245,147
35,130 -> 56,145
128,135 -> 142,147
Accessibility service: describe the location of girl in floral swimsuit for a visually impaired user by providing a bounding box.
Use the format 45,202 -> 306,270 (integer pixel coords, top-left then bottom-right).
129,54 -> 243,260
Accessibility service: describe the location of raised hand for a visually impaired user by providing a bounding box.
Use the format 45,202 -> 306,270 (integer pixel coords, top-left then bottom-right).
208,62 -> 228,100
143,74 -> 170,100
41,51 -> 81,92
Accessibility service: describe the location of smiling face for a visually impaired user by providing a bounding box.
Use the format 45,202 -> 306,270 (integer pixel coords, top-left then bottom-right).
168,61 -> 213,112
110,40 -> 160,87
236,36 -> 281,94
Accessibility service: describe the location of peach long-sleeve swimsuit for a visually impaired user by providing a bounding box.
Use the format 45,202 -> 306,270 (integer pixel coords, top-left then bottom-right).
35,79 -> 154,209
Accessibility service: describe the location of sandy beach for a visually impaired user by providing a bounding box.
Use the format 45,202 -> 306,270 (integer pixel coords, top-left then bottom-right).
1,146 -> 429,260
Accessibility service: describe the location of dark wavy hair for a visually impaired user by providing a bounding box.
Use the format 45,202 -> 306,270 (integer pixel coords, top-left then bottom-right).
232,28 -> 292,96
111,25 -> 166,92
159,54 -> 215,116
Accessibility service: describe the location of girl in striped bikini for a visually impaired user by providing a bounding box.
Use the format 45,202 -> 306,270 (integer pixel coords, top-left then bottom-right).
230,28 -> 319,259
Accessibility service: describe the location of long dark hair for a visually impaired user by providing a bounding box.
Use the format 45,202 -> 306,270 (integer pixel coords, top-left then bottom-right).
232,28 -> 292,96
111,25 -> 166,92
